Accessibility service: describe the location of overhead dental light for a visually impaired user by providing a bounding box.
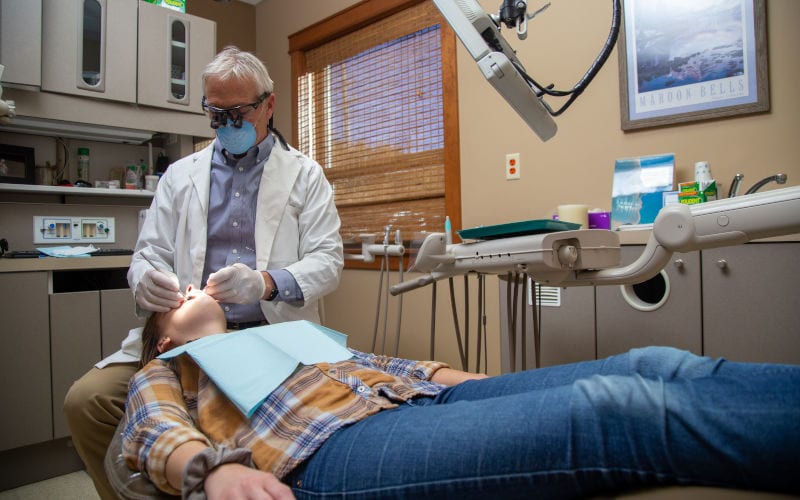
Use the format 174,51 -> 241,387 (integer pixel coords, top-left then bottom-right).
433,0 -> 621,141
0,115 -> 154,144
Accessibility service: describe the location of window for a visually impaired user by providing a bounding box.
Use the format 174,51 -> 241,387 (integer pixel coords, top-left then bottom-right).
290,0 -> 460,268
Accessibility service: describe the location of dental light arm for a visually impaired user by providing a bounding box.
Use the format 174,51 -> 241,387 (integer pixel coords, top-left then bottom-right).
390,186 -> 800,294
434,0 -> 556,140
433,0 -> 621,141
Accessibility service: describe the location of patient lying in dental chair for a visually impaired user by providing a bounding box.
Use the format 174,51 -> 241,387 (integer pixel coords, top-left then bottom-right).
109,287 -> 800,499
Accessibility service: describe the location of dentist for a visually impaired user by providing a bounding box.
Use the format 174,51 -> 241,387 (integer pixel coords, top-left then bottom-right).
64,46 -> 343,499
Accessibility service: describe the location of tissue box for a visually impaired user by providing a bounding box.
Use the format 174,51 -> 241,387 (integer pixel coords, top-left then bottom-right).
142,0 -> 185,12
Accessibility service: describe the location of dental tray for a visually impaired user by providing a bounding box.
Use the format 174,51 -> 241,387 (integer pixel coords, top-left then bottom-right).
457,219 -> 581,240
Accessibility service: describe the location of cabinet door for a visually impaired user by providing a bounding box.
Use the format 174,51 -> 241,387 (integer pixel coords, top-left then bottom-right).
100,288 -> 145,358
41,0 -> 137,103
50,291 -> 102,439
596,246 -> 702,358
137,1 -> 216,113
0,272 -> 51,451
0,0 -> 42,88
538,284 -> 596,366
702,243 -> 800,363
498,278 -> 595,372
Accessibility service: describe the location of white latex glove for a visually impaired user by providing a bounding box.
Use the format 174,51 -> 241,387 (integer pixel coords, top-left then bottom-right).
136,268 -> 183,312
205,263 -> 266,304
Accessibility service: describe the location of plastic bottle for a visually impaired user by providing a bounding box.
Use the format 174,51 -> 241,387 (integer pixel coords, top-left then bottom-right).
124,163 -> 139,189
138,159 -> 148,189
77,148 -> 90,182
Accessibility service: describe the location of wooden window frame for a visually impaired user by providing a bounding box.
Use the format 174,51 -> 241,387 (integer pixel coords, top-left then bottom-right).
289,0 -> 461,270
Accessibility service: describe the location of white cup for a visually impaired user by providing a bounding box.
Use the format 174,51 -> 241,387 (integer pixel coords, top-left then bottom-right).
694,161 -> 712,183
557,204 -> 590,228
145,175 -> 159,192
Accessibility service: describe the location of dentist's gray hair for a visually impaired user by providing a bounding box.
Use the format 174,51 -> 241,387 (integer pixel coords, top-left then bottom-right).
201,45 -> 274,96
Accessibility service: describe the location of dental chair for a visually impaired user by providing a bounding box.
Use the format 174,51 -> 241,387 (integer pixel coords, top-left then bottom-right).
105,420 -> 170,499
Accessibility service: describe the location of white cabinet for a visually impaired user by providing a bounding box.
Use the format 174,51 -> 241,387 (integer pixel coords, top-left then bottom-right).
0,0 -> 43,88
41,0 -> 138,103
48,268 -> 145,439
0,266 -> 145,450
39,0 -> 214,112
0,272 -> 52,451
50,290 -> 102,439
702,242 -> 800,363
138,1 -> 216,114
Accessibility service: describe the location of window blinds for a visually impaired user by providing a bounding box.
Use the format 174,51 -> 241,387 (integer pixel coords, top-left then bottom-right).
297,1 -> 446,246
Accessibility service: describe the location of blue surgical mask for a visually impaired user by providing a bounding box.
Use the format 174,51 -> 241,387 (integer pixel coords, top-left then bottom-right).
216,119 -> 257,155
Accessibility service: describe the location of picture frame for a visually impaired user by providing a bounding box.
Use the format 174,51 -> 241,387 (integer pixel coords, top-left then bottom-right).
618,0 -> 769,131
0,144 -> 35,184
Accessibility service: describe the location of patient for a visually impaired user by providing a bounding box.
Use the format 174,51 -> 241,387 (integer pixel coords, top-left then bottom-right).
120,288 -> 800,499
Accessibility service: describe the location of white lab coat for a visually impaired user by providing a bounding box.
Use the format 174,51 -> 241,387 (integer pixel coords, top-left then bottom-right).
99,141 -> 343,367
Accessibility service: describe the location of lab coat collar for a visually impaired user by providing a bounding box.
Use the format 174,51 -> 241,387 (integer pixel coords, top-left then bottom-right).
254,145 -> 302,269
188,144 -> 215,216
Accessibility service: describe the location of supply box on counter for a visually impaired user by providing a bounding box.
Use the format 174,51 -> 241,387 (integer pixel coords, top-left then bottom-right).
142,0 -> 185,12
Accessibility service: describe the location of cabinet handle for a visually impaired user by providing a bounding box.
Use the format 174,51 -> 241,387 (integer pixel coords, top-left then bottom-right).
716,259 -> 728,269
673,259 -> 684,269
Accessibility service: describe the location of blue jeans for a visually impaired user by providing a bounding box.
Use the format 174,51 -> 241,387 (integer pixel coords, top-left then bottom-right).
287,347 -> 800,499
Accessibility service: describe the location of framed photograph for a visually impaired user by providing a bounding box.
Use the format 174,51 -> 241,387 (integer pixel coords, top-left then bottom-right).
0,144 -> 35,184
618,0 -> 769,130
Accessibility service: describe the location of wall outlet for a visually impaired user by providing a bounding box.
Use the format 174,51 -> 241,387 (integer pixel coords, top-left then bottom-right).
505,153 -> 521,180
33,216 -> 116,244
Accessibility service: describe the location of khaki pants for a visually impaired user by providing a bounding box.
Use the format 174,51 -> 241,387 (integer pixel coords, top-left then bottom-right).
63,362 -> 139,500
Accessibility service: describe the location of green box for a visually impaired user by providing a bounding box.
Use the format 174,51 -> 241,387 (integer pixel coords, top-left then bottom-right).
142,0 -> 185,13
678,180 -> 717,204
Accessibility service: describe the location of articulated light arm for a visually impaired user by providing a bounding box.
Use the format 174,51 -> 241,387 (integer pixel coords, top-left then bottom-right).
433,0 -> 620,141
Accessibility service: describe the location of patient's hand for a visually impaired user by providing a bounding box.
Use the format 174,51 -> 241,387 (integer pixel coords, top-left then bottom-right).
206,463 -> 295,499
431,367 -> 489,386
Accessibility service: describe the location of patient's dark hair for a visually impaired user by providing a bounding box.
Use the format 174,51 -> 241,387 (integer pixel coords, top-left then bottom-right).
140,313 -> 163,368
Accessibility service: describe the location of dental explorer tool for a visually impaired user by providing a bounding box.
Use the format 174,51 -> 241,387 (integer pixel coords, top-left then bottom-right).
141,253 -> 186,299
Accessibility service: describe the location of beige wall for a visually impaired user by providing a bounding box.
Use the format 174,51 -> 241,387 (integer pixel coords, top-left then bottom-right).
254,0 -> 800,373
187,0 -> 257,52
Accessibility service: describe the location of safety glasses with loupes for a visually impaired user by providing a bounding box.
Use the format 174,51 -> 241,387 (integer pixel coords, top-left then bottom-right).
201,92 -> 269,129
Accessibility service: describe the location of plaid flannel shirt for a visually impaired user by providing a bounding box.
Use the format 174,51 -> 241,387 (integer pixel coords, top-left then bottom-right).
122,349 -> 449,495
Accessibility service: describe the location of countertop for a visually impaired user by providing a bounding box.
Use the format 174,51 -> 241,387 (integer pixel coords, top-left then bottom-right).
614,228 -> 800,245
0,182 -> 155,198
1,232 -> 796,274
0,255 -> 132,273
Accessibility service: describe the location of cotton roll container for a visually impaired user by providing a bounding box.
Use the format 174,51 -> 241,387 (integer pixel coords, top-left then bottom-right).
557,204 -> 590,228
